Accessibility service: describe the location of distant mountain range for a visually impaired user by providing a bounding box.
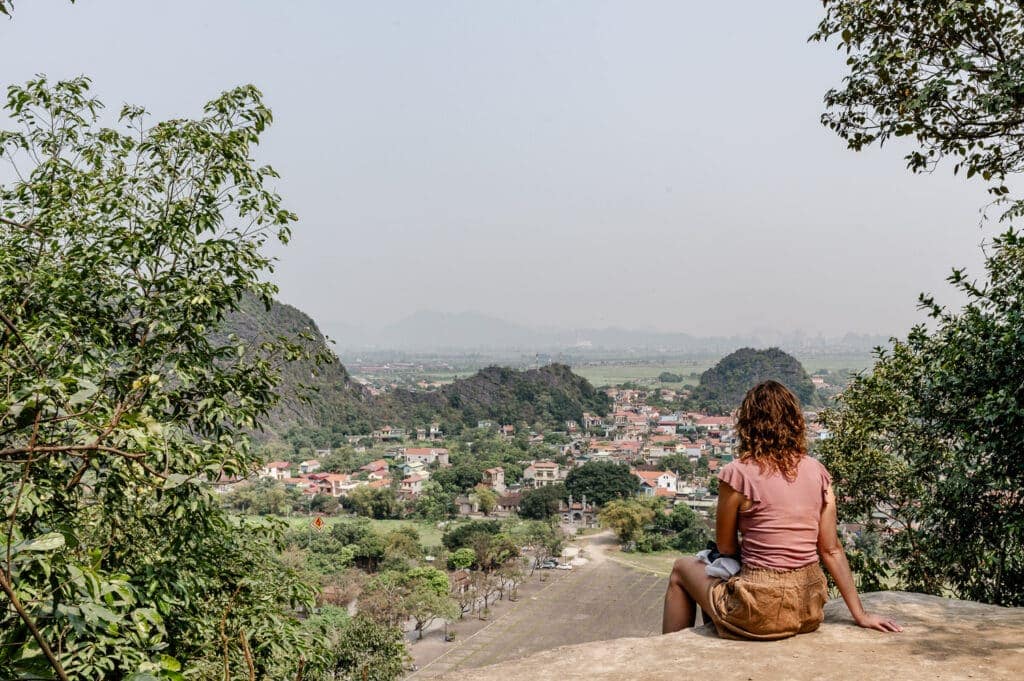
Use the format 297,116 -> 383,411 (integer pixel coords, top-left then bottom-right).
318,310 -> 891,355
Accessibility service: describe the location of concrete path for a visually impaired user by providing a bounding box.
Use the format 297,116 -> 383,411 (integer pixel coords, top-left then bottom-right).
410,532 -> 666,678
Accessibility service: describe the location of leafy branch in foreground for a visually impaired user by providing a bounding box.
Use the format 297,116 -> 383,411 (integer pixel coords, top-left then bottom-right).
0,76 -> 335,679
812,1 -> 1024,218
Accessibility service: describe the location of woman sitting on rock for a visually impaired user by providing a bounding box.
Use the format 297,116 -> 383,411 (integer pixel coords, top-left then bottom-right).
662,380 -> 902,639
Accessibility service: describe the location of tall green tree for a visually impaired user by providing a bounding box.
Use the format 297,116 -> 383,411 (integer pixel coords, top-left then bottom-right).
0,77 -> 330,679
415,480 -> 457,521
819,231 -> 1024,605
654,503 -> 711,553
322,615 -> 408,681
564,461 -> 639,506
518,483 -> 566,520
813,0 -> 1024,607
471,484 -> 497,516
599,498 -> 657,549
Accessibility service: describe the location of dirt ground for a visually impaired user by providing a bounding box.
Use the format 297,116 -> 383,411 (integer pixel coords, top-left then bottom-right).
407,531 -> 668,679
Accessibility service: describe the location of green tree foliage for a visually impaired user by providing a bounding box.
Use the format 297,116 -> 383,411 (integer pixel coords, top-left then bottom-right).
819,231 -> 1024,605
658,371 -> 684,383
321,614 -> 408,681
599,498 -> 657,548
441,520 -> 504,551
283,528 -> 354,577
471,484 -> 497,516
222,478 -> 303,515
329,518 -> 374,547
543,431 -> 570,445
692,347 -> 817,411
345,485 -> 401,519
414,480 -> 457,520
659,454 -> 696,477
812,1 -> 1024,216
509,521 -> 563,569
431,461 -> 484,495
518,483 -> 567,520
654,503 -> 711,553
404,585 -> 459,640
381,526 -> 423,571
0,76 -> 336,679
357,568 -> 457,642
564,461 -> 639,506
403,567 -> 450,598
467,532 -> 520,572
447,547 -> 477,570
384,364 -> 611,431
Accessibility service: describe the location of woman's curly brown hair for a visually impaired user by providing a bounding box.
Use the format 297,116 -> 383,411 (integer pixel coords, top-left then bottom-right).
735,380 -> 807,480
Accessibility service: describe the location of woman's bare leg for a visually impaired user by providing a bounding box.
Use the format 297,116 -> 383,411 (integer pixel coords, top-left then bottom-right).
662,557 -> 719,634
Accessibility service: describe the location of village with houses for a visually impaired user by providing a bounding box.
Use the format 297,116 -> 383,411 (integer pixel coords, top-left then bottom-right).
224,383 -> 832,529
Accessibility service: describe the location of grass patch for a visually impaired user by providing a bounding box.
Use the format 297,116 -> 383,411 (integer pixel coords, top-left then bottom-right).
607,548 -> 681,577
276,516 -> 456,547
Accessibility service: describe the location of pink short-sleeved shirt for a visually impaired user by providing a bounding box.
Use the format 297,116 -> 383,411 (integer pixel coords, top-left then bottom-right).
717,455 -> 832,570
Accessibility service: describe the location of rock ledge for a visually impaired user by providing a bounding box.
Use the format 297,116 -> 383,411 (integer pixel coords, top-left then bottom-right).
442,592 -> 1024,681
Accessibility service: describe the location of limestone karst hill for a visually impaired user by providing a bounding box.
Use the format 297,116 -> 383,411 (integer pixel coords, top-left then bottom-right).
440,592 -> 1024,681
218,297 -> 610,438
693,346 -> 819,411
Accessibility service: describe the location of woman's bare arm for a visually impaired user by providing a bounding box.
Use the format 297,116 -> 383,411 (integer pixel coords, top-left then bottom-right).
817,486 -> 902,632
715,480 -> 744,557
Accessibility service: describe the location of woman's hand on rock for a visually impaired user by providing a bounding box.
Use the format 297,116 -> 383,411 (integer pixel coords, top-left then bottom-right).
854,612 -> 903,632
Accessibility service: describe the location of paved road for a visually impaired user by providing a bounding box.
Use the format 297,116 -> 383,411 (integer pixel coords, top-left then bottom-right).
412,534 -> 666,678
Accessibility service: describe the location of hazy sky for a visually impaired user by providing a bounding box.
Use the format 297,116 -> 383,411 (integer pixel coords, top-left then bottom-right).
1,1 -> 1002,338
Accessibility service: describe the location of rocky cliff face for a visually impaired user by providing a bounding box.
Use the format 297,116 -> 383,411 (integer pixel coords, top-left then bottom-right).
442,592 -> 1024,681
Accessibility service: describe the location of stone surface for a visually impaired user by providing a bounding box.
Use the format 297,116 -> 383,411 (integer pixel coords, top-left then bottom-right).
441,592 -> 1024,681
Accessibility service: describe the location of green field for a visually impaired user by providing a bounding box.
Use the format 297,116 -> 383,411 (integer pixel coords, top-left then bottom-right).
571,362 -> 711,388
795,354 -> 875,374
573,354 -> 876,389
606,548 -> 681,577
279,516 -> 456,547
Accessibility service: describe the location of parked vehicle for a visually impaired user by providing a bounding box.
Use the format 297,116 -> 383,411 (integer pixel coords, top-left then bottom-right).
537,559 -> 558,569
555,563 -> 573,570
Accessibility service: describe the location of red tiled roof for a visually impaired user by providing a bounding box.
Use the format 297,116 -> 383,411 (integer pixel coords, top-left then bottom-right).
634,470 -> 676,482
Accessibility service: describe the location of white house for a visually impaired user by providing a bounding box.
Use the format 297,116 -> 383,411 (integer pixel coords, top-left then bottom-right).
401,447 -> 450,467
482,467 -> 506,494
299,459 -> 321,474
314,473 -> 351,497
401,474 -> 428,497
523,461 -> 560,488
634,469 -> 678,495
259,461 -> 291,481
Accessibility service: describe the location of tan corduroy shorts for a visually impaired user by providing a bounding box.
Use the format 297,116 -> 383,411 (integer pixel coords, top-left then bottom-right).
706,562 -> 828,641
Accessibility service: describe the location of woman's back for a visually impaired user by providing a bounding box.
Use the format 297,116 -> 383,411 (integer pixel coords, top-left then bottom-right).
718,455 -> 831,570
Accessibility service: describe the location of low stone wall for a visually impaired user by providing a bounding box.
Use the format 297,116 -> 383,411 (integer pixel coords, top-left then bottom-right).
441,592 -> 1024,681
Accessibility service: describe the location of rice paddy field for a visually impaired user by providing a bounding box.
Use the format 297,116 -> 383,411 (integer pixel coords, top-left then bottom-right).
571,353 -> 875,389
571,362 -> 710,388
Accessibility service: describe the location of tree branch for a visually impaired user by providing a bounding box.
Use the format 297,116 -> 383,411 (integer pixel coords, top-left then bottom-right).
0,569 -> 70,681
